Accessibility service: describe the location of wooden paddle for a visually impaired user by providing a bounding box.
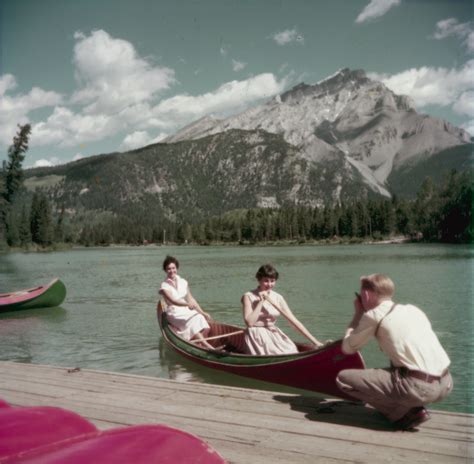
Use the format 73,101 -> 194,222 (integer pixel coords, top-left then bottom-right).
195,330 -> 245,343
262,293 -> 323,348
262,294 -> 285,314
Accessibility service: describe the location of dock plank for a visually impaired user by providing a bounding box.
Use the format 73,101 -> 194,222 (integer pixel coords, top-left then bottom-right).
0,362 -> 472,463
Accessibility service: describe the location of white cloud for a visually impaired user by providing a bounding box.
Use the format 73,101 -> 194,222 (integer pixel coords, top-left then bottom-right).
31,106 -> 120,147
220,46 -> 228,56
71,30 -> 175,114
0,74 -> 62,145
0,30 -> 288,159
152,73 -> 287,126
369,60 -> 474,109
467,32 -> 474,53
356,0 -> 401,24
453,91 -> 474,117
119,130 -> 167,151
433,18 -> 474,52
11,30 -> 178,150
461,120 -> 474,136
73,153 -> 84,161
272,29 -> 304,46
232,59 -> 247,72
28,71 -> 286,151
33,156 -> 62,168
0,74 -> 16,96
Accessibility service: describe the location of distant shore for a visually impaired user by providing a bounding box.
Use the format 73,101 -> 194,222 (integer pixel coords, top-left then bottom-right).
2,235 -> 430,253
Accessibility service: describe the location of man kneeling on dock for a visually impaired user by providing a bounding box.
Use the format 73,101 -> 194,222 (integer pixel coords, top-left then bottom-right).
336,274 -> 452,430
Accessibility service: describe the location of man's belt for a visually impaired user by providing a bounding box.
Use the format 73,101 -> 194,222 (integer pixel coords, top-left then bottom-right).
401,367 -> 449,383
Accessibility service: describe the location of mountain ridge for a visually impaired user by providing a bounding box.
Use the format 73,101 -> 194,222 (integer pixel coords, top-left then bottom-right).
165,68 -> 470,190
25,68 -> 472,224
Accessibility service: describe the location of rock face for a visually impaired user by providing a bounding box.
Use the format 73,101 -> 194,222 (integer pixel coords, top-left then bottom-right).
27,129 -> 385,221
26,69 -> 471,221
166,68 -> 471,197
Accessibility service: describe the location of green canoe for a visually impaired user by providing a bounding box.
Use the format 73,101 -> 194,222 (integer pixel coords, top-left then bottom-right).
0,278 -> 66,313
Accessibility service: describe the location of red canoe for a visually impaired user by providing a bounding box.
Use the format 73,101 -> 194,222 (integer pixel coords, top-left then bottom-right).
0,278 -> 66,313
157,302 -> 365,400
0,399 -> 226,463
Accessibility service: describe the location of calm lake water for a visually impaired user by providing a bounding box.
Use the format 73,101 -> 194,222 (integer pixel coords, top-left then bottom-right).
1,244 -> 472,413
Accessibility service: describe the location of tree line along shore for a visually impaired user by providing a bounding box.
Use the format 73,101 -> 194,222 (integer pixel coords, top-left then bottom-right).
1,124 -> 472,252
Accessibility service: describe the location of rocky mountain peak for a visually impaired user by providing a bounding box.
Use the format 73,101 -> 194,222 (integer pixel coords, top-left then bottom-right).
161,67 -> 470,199
280,68 -> 369,103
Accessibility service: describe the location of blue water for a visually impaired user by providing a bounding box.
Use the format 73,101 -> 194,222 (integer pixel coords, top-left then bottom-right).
0,243 -> 472,413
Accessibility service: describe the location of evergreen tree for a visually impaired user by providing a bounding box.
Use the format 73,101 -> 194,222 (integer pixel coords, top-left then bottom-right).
394,198 -> 414,236
414,177 -> 439,240
193,223 -> 206,243
4,124 -> 31,203
231,220 -> 242,242
54,204 -> 66,243
437,171 -> 472,242
30,192 -> 40,243
5,209 -> 19,246
276,209 -> 289,239
310,207 -> 324,239
19,204 -> 32,246
350,206 -> 359,237
322,206 -> 336,238
0,167 -> 7,246
30,191 -> 53,246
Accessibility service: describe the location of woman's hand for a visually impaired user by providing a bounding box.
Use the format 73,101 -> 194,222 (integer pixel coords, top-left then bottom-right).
202,311 -> 212,321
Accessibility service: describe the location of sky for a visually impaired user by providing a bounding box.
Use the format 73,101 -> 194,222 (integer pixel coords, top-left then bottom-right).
0,0 -> 472,168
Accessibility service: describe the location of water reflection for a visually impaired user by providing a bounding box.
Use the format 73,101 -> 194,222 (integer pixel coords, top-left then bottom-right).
158,337 -> 327,397
0,306 -> 67,324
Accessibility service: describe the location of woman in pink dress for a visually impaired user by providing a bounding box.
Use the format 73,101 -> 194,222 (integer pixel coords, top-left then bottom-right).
242,264 -> 323,355
159,256 -> 214,349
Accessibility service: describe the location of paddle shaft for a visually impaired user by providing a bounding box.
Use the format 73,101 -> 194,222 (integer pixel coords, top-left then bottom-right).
196,330 -> 245,342
261,294 -> 321,347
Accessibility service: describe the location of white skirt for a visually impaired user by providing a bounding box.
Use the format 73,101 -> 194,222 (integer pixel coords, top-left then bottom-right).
244,326 -> 298,355
165,306 -> 210,341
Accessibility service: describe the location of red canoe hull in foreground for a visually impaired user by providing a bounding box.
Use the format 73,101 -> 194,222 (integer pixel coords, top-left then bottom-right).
0,400 -> 226,463
157,303 -> 365,400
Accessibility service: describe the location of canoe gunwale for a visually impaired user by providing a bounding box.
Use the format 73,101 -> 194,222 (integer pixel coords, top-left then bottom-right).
156,301 -> 366,398
156,301 -> 365,366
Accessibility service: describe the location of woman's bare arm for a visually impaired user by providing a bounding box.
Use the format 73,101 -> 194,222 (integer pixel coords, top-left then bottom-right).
242,293 -> 265,327
186,289 -> 212,320
159,288 -> 188,307
264,294 -> 322,346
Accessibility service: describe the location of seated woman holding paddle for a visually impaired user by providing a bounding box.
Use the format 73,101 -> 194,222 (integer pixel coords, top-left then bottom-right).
159,255 -> 215,350
242,264 -> 323,355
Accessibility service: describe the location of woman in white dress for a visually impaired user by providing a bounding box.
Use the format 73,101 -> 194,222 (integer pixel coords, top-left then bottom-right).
242,264 -> 323,355
159,256 -> 214,349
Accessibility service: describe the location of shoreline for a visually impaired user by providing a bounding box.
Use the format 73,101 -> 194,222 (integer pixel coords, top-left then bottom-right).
3,236 -> 469,253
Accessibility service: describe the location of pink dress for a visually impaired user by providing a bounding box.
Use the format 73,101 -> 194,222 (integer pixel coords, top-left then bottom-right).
243,290 -> 298,355
160,275 -> 209,341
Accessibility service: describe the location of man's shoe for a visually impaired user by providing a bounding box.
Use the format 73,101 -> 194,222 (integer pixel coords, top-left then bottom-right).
395,407 -> 431,430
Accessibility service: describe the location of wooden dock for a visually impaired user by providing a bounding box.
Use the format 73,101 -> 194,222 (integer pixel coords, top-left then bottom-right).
0,361 -> 472,463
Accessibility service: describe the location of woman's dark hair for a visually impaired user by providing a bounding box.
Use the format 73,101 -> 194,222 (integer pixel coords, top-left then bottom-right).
255,264 -> 279,281
162,255 -> 179,271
